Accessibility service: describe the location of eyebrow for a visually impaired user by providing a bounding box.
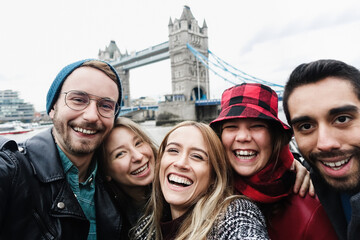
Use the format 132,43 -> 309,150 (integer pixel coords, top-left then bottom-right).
290,104 -> 359,126
166,142 -> 209,158
109,135 -> 139,155
109,144 -> 125,156
290,116 -> 312,126
329,105 -> 358,115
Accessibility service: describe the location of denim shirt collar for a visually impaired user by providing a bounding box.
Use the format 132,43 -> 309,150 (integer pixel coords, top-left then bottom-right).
57,145 -> 97,184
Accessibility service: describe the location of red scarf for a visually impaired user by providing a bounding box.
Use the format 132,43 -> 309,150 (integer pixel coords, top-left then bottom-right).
234,145 -> 295,203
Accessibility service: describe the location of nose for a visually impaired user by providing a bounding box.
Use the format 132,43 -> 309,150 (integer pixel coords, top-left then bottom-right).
316,125 -> 341,152
82,100 -> 100,122
131,148 -> 143,163
235,128 -> 251,142
173,153 -> 190,171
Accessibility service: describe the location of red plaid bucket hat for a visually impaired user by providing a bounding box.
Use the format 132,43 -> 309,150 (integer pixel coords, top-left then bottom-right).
210,83 -> 292,135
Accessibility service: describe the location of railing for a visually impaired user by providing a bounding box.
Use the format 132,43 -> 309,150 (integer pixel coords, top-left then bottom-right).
119,105 -> 159,116
195,99 -> 221,106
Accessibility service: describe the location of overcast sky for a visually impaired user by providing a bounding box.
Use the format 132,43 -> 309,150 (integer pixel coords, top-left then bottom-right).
1,0 -> 360,112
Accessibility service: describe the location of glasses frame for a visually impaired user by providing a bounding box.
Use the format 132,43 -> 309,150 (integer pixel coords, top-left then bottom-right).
61,90 -> 119,118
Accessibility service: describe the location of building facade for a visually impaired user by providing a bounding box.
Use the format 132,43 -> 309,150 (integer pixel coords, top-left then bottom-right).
0,90 -> 35,123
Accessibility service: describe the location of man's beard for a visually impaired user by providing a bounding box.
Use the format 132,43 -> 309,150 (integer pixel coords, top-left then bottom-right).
52,110 -> 105,155
309,148 -> 360,192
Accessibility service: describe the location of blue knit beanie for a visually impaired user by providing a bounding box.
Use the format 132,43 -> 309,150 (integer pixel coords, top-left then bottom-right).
46,59 -> 122,117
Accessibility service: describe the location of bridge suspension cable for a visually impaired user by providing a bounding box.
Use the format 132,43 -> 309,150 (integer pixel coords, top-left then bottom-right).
186,43 -> 284,96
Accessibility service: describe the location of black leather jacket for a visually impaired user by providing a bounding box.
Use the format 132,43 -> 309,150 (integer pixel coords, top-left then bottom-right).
0,128 -> 122,239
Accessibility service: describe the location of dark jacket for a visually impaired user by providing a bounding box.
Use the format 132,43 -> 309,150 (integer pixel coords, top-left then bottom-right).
0,128 -> 122,240
311,168 -> 360,240
104,180 -> 150,239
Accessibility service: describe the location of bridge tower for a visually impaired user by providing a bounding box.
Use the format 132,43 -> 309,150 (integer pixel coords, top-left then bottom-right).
98,40 -> 131,107
168,5 -> 209,101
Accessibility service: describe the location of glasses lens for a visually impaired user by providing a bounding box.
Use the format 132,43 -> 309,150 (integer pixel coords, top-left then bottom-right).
97,99 -> 118,117
65,91 -> 89,110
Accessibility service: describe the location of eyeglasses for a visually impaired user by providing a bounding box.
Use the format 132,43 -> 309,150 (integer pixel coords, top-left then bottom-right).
62,90 -> 119,118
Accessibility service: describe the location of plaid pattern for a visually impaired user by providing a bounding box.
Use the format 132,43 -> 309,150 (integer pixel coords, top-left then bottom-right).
210,83 -> 290,132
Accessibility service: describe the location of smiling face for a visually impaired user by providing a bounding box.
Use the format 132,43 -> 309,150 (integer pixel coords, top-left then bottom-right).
159,125 -> 211,219
49,66 -> 118,157
105,126 -> 155,188
288,77 -> 360,191
221,118 -> 272,177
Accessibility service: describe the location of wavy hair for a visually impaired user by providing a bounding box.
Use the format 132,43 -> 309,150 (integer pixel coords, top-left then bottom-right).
137,121 -> 240,240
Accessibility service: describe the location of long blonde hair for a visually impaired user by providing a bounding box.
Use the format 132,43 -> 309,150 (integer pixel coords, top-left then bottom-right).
138,121 -> 238,240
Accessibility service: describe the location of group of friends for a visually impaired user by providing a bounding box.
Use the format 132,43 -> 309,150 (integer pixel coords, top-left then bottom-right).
0,58 -> 358,240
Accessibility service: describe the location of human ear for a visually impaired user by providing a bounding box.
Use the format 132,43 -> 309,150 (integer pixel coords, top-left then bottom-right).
49,105 -> 56,119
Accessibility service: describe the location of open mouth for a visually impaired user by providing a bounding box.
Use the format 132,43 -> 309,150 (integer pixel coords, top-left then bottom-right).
131,162 -> 149,175
168,174 -> 193,187
321,157 -> 350,171
234,150 -> 257,160
73,126 -> 97,135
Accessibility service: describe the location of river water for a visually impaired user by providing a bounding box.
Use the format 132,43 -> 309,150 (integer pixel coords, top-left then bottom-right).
4,120 -> 173,145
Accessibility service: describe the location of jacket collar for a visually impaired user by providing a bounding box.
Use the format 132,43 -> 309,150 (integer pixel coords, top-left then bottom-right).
23,127 -> 65,183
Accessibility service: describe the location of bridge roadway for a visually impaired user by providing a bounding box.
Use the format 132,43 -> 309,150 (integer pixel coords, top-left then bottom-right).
120,105 -> 159,117
110,41 -> 170,70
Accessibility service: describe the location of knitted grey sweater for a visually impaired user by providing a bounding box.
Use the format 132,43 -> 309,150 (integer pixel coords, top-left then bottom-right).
134,198 -> 269,239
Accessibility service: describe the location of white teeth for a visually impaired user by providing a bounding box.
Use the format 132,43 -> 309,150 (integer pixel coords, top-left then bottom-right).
74,127 -> 96,135
321,158 -> 350,170
235,150 -> 257,159
131,163 -> 148,175
168,174 -> 192,186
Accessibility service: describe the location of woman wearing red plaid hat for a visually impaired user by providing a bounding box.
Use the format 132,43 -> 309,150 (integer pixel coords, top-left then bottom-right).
210,83 -> 338,240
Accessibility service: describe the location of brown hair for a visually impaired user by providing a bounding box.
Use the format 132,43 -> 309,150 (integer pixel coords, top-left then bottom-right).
82,60 -> 119,85
267,120 -> 292,168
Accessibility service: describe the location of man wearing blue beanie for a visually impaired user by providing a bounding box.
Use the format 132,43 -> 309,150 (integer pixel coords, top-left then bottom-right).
0,59 -> 124,239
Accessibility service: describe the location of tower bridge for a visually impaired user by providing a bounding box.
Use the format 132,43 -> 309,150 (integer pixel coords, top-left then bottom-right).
99,5 -> 209,109
99,5 -> 283,125
99,5 -> 216,124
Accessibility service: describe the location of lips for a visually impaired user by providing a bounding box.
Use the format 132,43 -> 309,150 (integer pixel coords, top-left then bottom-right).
321,157 -> 350,171
234,150 -> 257,160
131,162 -> 149,175
73,126 -> 97,135
168,174 -> 193,187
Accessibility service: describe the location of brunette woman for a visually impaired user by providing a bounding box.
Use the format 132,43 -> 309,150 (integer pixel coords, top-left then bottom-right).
210,83 -> 338,239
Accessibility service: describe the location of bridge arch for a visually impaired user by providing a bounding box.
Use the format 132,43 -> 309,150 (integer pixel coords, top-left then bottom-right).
190,87 -> 206,101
